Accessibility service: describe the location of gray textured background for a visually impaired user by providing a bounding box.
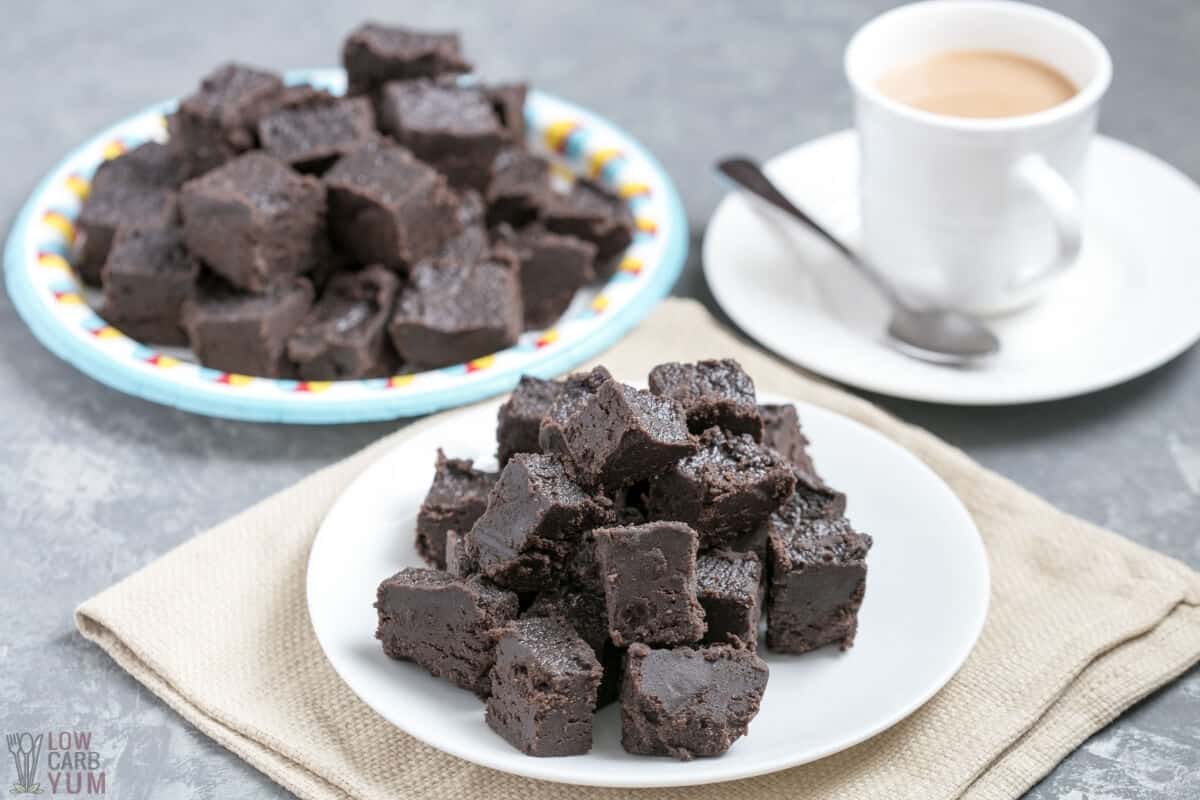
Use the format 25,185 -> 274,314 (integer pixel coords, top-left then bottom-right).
2,1 -> 1198,797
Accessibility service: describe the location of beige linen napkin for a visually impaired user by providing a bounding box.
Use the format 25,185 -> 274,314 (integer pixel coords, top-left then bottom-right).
76,298 -> 1200,800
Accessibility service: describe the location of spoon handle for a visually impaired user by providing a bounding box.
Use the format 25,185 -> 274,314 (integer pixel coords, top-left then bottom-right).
716,156 -> 898,303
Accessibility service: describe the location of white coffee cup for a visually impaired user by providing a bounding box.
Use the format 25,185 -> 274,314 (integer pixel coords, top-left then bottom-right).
845,0 -> 1112,314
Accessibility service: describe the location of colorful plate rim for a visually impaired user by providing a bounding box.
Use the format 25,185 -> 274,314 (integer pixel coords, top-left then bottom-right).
4,68 -> 688,424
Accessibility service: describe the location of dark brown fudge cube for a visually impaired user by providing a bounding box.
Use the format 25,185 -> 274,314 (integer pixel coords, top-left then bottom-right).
445,529 -> 478,577
426,190 -> 490,268
621,643 -> 768,760
544,177 -> 635,279
74,142 -> 182,285
496,375 -> 561,467
342,23 -> 472,96
647,427 -> 796,548
758,403 -> 825,487
377,80 -> 507,191
257,96 -> 376,173
181,273 -> 314,378
415,449 -> 496,569
484,83 -> 528,143
766,513 -> 871,654
98,223 -> 199,346
524,582 -> 623,710
487,149 -> 552,228
538,366 -> 612,458
375,568 -> 518,696
495,223 -> 596,330
560,378 -> 697,491
323,139 -> 461,271
286,265 -> 400,380
169,63 -> 284,176
697,550 -> 763,648
180,152 -> 326,293
486,616 -> 602,756
649,359 -> 763,439
387,253 -> 522,369
593,521 -> 705,647
471,453 -> 613,591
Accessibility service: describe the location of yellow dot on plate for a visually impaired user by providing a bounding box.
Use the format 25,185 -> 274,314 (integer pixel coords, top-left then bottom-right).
544,119 -> 578,152
101,140 -> 126,160
38,252 -> 72,273
619,257 -> 643,274
43,211 -> 76,243
65,174 -> 90,201
618,181 -> 651,199
95,326 -> 123,339
388,374 -> 415,389
303,381 -> 333,393
468,355 -> 497,372
591,295 -> 609,313
155,355 -> 181,369
226,373 -> 254,386
537,328 -> 560,347
635,216 -> 658,234
56,292 -> 85,305
588,147 -> 622,179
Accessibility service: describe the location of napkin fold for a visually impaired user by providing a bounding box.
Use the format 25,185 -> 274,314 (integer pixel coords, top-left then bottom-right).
76,299 -> 1200,800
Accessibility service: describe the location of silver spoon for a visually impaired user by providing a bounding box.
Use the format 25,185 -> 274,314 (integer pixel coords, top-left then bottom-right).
717,157 -> 1000,365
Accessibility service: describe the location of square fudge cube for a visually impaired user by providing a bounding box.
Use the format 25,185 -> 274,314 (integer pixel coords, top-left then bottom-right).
342,23 -> 471,96
415,449 -> 496,569
483,83 -> 528,143
487,149 -> 552,228
486,616 -> 603,756
621,643 -> 769,760
323,139 -> 461,271
538,366 -> 612,458
180,152 -> 326,293
286,265 -> 401,380
543,177 -> 635,278
766,514 -> 872,654
560,379 -> 697,491
425,189 -> 490,268
525,586 -> 623,709
647,427 -> 796,548
257,96 -> 376,173
181,273 -> 314,378
169,63 -> 284,176
471,453 -> 613,591
74,142 -> 183,285
593,521 -> 705,647
649,359 -> 763,439
495,223 -> 596,330
697,550 -> 763,648
375,568 -> 518,696
387,253 -> 522,370
496,376 -> 561,467
378,80 -> 507,191
98,223 -> 199,346
759,403 -> 825,487
445,529 -> 479,577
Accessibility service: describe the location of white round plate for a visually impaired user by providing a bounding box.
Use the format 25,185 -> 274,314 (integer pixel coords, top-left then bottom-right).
307,392 -> 989,788
704,131 -> 1200,405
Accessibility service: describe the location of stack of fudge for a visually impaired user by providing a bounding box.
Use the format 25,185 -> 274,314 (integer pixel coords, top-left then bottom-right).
375,359 -> 873,760
73,22 -> 634,379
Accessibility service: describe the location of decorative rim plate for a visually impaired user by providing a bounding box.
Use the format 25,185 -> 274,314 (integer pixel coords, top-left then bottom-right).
307,394 -> 990,788
4,68 -> 687,423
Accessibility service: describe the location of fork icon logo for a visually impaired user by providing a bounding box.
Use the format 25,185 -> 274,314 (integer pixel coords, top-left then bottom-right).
6,732 -> 44,795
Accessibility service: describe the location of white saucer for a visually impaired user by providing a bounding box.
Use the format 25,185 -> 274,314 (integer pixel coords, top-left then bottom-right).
307,394 -> 988,788
703,130 -> 1200,405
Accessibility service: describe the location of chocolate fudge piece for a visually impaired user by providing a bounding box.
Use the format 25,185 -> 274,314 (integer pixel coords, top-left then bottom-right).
181,273 -> 314,378
484,83 -> 528,143
430,190 -> 490,267
377,80 -> 506,191
759,403 -> 823,486
593,521 -> 705,647
648,359 -> 763,439
258,96 -> 376,173
621,643 -> 768,760
647,427 -> 796,548
323,139 -> 461,271
169,63 -> 285,176
766,513 -> 871,654
387,254 -> 522,369
495,223 -> 596,329
496,376 -> 560,466
560,379 -> 697,491
74,142 -> 182,285
524,583 -> 624,708
415,450 -> 496,569
471,453 -> 613,591
697,550 -> 763,648
544,177 -> 635,278
445,529 -> 478,577
98,223 -> 199,346
375,568 -> 519,696
180,152 -> 326,293
487,149 -> 552,228
538,366 -> 612,458
286,265 -> 400,380
486,616 -> 602,756
342,23 -> 472,96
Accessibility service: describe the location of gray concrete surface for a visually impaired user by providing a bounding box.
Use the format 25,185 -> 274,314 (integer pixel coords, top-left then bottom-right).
1,1 -> 1198,797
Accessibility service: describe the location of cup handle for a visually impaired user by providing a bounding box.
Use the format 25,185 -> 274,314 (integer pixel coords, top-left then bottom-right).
1009,153 -> 1083,295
